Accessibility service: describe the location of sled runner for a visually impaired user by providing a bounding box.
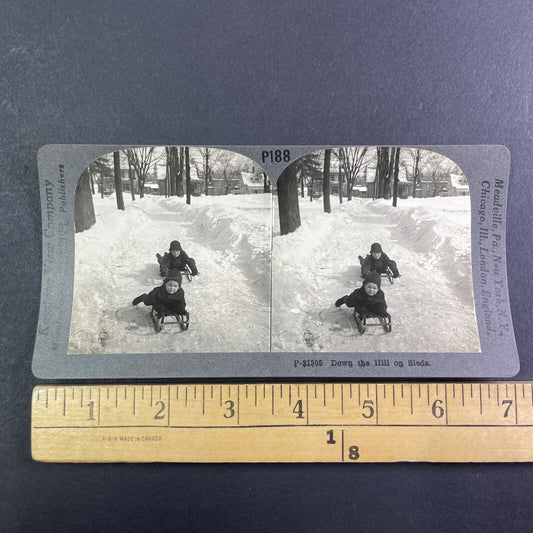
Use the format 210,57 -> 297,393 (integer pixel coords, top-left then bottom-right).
354,311 -> 392,335
382,266 -> 395,285
180,264 -> 193,282
357,255 -> 395,285
150,308 -> 190,333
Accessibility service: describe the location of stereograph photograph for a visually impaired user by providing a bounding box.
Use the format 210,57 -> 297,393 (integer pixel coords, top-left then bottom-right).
33,143 -> 518,378
69,146 -> 272,354
70,145 -> 479,355
271,147 -> 480,353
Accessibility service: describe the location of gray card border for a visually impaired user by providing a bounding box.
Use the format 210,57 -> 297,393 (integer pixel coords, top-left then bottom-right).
32,144 -> 518,379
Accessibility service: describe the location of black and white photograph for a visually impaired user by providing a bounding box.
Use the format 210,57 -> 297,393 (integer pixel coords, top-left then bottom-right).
68,146 -> 272,354
272,146 -> 481,353
33,144 -> 517,378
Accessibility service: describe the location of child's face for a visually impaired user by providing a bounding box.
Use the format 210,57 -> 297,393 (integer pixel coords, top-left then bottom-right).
171,249 -> 180,257
165,280 -> 180,294
371,252 -> 382,260
364,282 -> 379,296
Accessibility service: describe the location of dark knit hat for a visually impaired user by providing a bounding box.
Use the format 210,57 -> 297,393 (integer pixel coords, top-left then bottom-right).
363,271 -> 381,289
370,242 -> 383,253
164,272 -> 182,286
169,240 -> 182,251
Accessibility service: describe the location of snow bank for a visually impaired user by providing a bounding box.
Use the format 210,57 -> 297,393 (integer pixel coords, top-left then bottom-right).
366,197 -> 473,301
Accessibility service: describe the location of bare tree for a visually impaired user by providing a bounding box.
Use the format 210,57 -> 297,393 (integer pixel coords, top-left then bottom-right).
428,157 -> 451,197
191,147 -> 222,196
113,151 -> 125,211
126,147 -> 164,198
127,157 -> 135,200
412,148 -> 421,198
337,154 -> 343,204
178,146 -> 185,196
214,151 -> 240,194
335,147 -> 369,201
323,148 -> 331,213
185,147 -> 191,205
391,147 -> 401,207
165,146 -> 180,197
375,147 -> 394,199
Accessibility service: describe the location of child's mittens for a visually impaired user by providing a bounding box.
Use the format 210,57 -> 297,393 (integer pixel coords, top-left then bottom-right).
335,295 -> 348,307
132,294 -> 147,306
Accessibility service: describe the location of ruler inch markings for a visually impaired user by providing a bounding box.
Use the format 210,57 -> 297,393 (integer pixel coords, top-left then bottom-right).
31,382 -> 533,463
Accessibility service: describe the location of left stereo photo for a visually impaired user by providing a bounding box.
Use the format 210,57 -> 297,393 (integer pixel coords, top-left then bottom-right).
69,146 -> 272,354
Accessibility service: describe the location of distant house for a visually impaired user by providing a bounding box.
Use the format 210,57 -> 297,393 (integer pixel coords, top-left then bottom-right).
365,164 -> 468,199
364,166 -> 412,199
155,162 -> 203,196
237,169 -> 265,194
450,173 -> 470,196
143,182 -> 160,195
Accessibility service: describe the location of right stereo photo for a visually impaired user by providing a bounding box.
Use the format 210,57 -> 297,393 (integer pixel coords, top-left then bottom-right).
271,146 -> 481,353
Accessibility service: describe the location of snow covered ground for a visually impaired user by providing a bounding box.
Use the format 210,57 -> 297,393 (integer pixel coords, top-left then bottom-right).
69,192 -> 480,355
68,193 -> 272,354
272,196 -> 480,353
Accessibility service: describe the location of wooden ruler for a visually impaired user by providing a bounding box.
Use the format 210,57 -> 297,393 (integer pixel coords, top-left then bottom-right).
32,382 -> 533,463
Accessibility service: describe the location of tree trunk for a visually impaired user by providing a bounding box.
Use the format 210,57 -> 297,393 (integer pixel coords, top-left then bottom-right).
385,148 -> 395,200
168,146 -> 178,196
113,151 -> 125,210
376,147 -> 391,199
128,159 -> 135,201
338,164 -> 343,204
413,149 -> 420,198
138,169 -> 145,199
392,147 -> 400,207
185,147 -> 191,205
263,172 -> 269,193
74,170 -> 96,232
205,150 -> 209,196
165,147 -> 170,197
277,165 -> 301,235
323,148 -> 331,213
178,147 -> 184,196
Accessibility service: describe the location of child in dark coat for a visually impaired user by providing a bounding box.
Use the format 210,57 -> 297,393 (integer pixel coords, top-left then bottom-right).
157,240 -> 198,277
359,242 -> 399,279
335,271 -> 389,319
132,273 -> 188,320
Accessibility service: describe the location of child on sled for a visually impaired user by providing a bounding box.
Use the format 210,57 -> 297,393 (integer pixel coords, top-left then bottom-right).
157,240 -> 199,278
335,271 -> 389,321
132,272 -> 189,325
358,242 -> 400,279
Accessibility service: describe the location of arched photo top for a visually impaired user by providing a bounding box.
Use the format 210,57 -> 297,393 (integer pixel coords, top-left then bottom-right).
275,146 -> 469,213
75,146 -> 271,232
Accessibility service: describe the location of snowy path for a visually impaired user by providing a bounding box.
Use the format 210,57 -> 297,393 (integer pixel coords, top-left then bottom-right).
69,194 -> 272,354
69,193 -> 479,356
271,197 -> 480,353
